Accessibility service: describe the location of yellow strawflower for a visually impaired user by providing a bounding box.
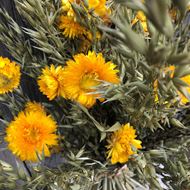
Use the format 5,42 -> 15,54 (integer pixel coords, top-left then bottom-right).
63,51 -> 119,108
38,65 -> 65,100
59,0 -> 107,39
0,57 -> 21,94
58,13 -> 102,40
5,108 -> 58,162
58,15 -> 88,39
61,0 -> 110,18
107,123 -> 142,164
87,0 -> 111,18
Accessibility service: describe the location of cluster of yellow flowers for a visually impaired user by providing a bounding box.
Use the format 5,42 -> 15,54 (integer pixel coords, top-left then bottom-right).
1,2 -> 190,165
2,54 -> 190,164
58,0 -> 110,39
0,52 -> 118,162
38,51 -> 119,108
0,53 -> 142,164
1,57 -> 190,163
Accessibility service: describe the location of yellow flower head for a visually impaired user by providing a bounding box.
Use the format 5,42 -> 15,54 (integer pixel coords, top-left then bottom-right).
61,0 -> 110,18
58,15 -> 88,39
0,57 -> 21,94
131,11 -> 148,33
88,0 -> 111,18
107,123 -> 142,164
25,101 -> 45,114
63,51 -> 119,107
5,110 -> 58,161
38,65 -> 65,100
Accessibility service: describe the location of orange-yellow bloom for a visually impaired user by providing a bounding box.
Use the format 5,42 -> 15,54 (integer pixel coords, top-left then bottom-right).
58,15 -> 88,39
107,123 -> 142,164
5,108 -> 58,162
38,65 -> 65,100
58,14 -> 102,40
0,57 -> 21,94
61,0 -> 110,18
59,0 -> 107,39
87,0 -> 111,18
63,51 -> 119,107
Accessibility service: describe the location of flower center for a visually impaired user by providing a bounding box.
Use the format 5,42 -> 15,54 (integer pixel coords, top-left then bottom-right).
23,126 -> 41,144
80,73 -> 100,92
45,76 -> 59,90
0,74 -> 11,88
